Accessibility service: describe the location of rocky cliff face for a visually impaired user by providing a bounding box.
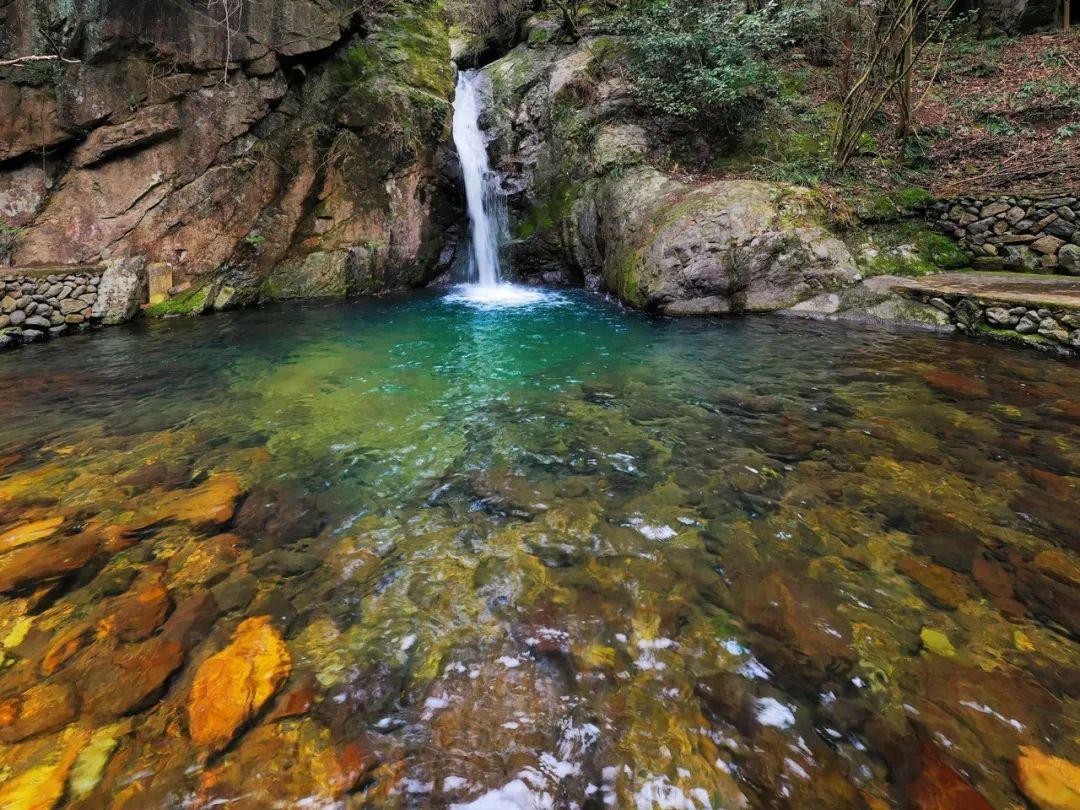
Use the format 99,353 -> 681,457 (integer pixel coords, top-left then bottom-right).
475,27 -> 861,316
0,0 -> 460,311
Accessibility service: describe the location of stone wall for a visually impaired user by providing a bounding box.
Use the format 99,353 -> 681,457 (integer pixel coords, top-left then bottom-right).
0,270 -> 101,349
903,292 -> 1079,357
930,194 -> 1080,274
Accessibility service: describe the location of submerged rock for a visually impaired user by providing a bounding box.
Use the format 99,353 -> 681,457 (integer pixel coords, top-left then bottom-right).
908,742 -> 992,810
1015,746 -> 1080,810
0,727 -> 89,810
188,615 -> 291,753
0,531 -> 102,594
149,473 -> 244,527
0,516 -> 64,552
77,636 -> 186,719
0,680 -> 78,743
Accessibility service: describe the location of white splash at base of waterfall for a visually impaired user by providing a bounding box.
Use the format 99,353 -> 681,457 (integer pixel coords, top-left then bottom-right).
445,284 -> 560,310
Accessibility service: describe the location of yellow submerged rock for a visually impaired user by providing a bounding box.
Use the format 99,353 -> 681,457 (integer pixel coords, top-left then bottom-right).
0,727 -> 88,810
1015,746 -> 1080,810
188,615 -> 291,753
920,627 -> 957,657
151,473 -> 244,526
0,516 -> 64,552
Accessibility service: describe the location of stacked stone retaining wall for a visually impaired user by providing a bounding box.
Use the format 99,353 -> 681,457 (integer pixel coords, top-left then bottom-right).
930,194 -> 1080,274
903,292 -> 1079,357
0,270 -> 101,349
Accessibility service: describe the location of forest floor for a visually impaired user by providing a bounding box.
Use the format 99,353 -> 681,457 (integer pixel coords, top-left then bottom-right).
714,30 -> 1080,206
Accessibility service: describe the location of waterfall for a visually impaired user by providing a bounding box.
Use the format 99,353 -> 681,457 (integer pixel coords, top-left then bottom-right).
449,71 -> 546,308
453,71 -> 507,287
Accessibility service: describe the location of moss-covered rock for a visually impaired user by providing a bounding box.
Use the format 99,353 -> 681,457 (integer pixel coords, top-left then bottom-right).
143,286 -> 210,318
594,169 -> 860,314
854,224 -> 972,278
332,0 -> 454,152
263,251 -> 350,301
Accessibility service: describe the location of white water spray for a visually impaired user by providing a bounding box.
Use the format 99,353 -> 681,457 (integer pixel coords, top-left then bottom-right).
449,70 -> 546,308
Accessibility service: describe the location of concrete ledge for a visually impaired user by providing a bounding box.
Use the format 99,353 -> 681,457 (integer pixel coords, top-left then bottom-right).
890,272 -> 1080,311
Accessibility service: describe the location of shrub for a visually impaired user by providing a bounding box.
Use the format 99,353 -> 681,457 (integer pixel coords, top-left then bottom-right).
616,0 -> 801,133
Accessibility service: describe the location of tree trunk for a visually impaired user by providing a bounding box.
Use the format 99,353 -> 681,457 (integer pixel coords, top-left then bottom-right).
897,2 -> 915,156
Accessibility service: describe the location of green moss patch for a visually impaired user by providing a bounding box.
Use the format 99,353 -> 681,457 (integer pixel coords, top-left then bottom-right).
853,222 -> 971,277
330,0 -> 454,149
144,286 -> 209,318
514,180 -> 580,240
853,187 -> 934,222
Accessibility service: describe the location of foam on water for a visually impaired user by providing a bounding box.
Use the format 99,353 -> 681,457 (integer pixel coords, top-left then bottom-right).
444,284 -> 560,309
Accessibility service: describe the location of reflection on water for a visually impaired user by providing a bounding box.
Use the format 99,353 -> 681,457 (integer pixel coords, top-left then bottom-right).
0,290 -> 1076,809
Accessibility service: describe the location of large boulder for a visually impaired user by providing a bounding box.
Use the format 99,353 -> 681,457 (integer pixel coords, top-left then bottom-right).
590,170 -> 860,315
91,257 -> 148,325
981,0 -> 1060,32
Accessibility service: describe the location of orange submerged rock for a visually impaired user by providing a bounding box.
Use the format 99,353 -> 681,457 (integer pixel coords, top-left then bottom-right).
188,615 -> 291,753
909,743 -> 992,810
153,473 -> 244,527
1015,746 -> 1080,810
0,515 -> 64,552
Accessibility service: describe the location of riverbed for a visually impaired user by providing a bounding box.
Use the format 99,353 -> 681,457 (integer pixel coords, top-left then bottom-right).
0,289 -> 1077,808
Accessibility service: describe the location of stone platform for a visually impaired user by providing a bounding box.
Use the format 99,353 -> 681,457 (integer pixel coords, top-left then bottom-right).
893,272 -> 1080,310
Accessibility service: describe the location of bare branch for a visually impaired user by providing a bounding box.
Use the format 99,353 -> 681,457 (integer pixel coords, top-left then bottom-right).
0,53 -> 81,69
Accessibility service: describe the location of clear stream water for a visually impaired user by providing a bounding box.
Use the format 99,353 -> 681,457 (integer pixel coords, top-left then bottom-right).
0,291 -> 1076,808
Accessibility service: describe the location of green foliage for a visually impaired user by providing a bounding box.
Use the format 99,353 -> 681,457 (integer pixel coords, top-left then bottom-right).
985,116 -> 1018,136
1056,123 -> 1080,142
616,0 -> 801,133
1017,77 -> 1080,110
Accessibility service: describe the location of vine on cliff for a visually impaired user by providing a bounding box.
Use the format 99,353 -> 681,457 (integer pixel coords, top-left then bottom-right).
206,0 -> 243,82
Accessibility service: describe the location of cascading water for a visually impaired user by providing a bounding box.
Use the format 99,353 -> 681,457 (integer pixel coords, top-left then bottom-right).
449,70 -> 546,307
453,70 -> 506,287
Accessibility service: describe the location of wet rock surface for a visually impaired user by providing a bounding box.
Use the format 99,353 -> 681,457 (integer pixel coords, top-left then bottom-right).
0,291 -> 1075,807
0,0 -> 459,310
